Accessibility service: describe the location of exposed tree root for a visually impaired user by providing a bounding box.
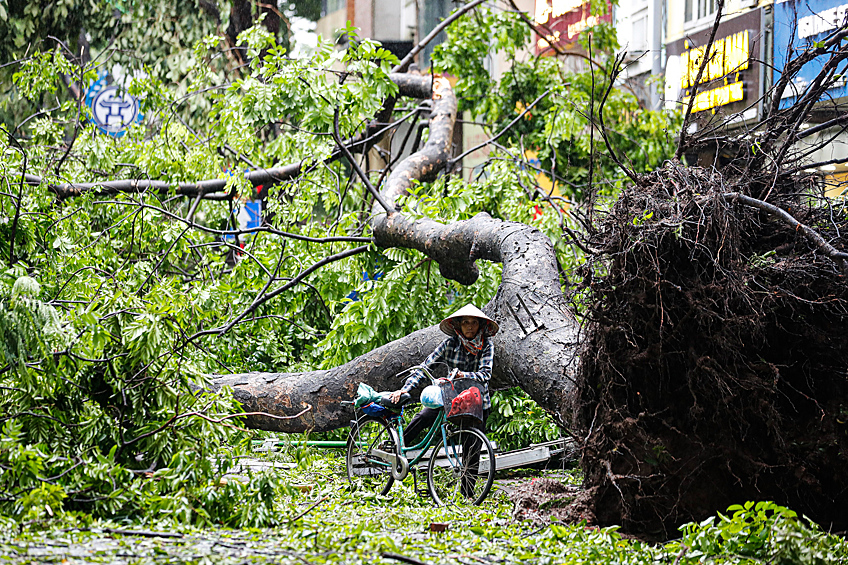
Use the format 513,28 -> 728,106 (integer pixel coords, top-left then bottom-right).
576,163 -> 848,537
509,478 -> 584,525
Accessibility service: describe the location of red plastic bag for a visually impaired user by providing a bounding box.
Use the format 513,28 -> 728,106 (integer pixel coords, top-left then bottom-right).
441,379 -> 483,423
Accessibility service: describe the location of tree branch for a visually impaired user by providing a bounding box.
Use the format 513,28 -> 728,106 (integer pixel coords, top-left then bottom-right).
392,0 -> 488,73
24,75 -> 438,200
598,54 -> 640,187
188,244 -> 370,342
676,0 -> 725,160
449,89 -> 551,167
332,106 -> 395,214
209,77 -> 581,433
724,192 -> 848,272
3,127 -> 27,267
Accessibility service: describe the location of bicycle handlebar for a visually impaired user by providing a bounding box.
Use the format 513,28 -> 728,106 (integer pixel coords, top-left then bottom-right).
398,364 -> 459,386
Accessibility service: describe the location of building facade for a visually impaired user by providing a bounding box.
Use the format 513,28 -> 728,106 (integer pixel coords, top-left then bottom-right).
317,0 -> 417,60
663,0 -> 766,133
315,0 -> 848,192
773,0 -> 848,191
614,0 -> 665,109
660,0 -> 847,188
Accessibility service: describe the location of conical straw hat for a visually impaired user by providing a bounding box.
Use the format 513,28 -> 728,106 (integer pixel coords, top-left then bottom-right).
439,304 -> 500,336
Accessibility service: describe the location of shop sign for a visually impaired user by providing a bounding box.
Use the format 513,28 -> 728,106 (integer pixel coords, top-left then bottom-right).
533,0 -> 612,53
680,30 -> 750,112
665,9 -> 762,123
798,2 -> 848,38
774,0 -> 848,108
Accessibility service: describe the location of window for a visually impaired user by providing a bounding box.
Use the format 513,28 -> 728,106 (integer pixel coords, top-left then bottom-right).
419,0 -> 450,69
685,0 -> 717,22
632,14 -> 648,50
321,0 -> 346,18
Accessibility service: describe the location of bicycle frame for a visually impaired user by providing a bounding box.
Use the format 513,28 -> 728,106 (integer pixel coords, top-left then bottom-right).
377,366 -> 463,480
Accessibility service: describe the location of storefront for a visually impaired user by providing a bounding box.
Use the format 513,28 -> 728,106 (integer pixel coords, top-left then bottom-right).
532,0 -> 613,56
774,0 -> 848,196
664,8 -> 764,132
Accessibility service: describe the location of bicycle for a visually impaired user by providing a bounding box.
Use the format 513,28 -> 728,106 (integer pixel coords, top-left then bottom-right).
344,366 -> 497,506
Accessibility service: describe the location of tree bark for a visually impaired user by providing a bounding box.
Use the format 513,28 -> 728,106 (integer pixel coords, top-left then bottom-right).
210,74 -> 581,432
27,164 -> 304,200
226,0 -> 254,66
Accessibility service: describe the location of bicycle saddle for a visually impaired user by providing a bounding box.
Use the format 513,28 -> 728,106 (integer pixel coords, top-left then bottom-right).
379,391 -> 411,410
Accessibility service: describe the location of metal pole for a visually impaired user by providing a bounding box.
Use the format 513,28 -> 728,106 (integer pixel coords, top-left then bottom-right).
650,0 -> 664,110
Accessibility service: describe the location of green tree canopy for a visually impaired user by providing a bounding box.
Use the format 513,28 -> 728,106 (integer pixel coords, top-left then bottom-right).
0,0 -> 679,525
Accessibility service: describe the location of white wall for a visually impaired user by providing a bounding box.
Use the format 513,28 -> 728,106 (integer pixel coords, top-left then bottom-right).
489,0 -> 537,81
617,0 -> 652,75
667,0 -> 762,43
373,0 -> 417,41
616,0 -> 665,108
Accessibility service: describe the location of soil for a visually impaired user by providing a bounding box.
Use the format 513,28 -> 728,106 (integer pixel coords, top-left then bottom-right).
508,478 -> 586,525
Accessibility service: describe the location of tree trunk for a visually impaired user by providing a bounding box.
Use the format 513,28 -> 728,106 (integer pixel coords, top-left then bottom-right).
226,0 -> 254,62
209,74 -> 581,432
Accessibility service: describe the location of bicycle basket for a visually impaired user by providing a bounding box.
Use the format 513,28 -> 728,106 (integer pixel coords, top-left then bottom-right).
440,378 -> 484,423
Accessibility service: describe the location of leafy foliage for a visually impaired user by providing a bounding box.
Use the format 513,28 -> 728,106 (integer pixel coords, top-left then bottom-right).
0,0 -> 682,528
432,3 -> 680,199
0,0 -> 322,131
0,449 -> 845,565
489,388 -> 561,451
668,501 -> 848,564
0,20 -> 406,525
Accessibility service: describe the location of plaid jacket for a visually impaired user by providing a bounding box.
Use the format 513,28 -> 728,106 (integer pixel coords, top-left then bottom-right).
401,335 -> 494,409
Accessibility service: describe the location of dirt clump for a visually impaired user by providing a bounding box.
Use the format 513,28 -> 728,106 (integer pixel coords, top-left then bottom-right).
509,478 -> 585,525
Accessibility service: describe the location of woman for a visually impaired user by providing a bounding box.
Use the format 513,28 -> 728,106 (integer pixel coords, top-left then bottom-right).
389,303 -> 499,445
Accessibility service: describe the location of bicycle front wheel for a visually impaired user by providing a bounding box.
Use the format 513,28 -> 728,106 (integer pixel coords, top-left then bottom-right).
427,425 -> 495,506
346,416 -> 397,495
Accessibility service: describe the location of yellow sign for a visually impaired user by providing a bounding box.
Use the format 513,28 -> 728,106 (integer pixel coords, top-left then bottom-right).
685,81 -> 744,113
680,30 -> 749,89
534,0 -> 586,25
679,29 -> 749,112
823,170 -> 848,199
536,31 -> 561,50
568,14 -> 600,38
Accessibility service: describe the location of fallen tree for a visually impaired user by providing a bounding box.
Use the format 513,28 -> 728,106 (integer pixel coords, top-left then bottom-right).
575,165 -> 848,537
210,73 -> 582,432
211,15 -> 848,538
569,18 -> 848,535
6,1 -> 848,538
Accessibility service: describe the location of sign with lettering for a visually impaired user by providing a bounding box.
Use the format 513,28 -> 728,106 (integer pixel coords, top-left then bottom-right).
680,30 -> 749,112
665,9 -> 762,123
533,0 -> 612,54
774,0 -> 848,108
797,2 -> 848,38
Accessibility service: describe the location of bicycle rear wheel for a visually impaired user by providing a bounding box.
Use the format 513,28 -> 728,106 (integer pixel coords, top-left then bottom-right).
345,416 -> 397,495
427,425 -> 495,506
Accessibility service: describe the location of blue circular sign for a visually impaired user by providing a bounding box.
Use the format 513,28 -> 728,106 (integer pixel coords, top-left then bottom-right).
91,85 -> 140,136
